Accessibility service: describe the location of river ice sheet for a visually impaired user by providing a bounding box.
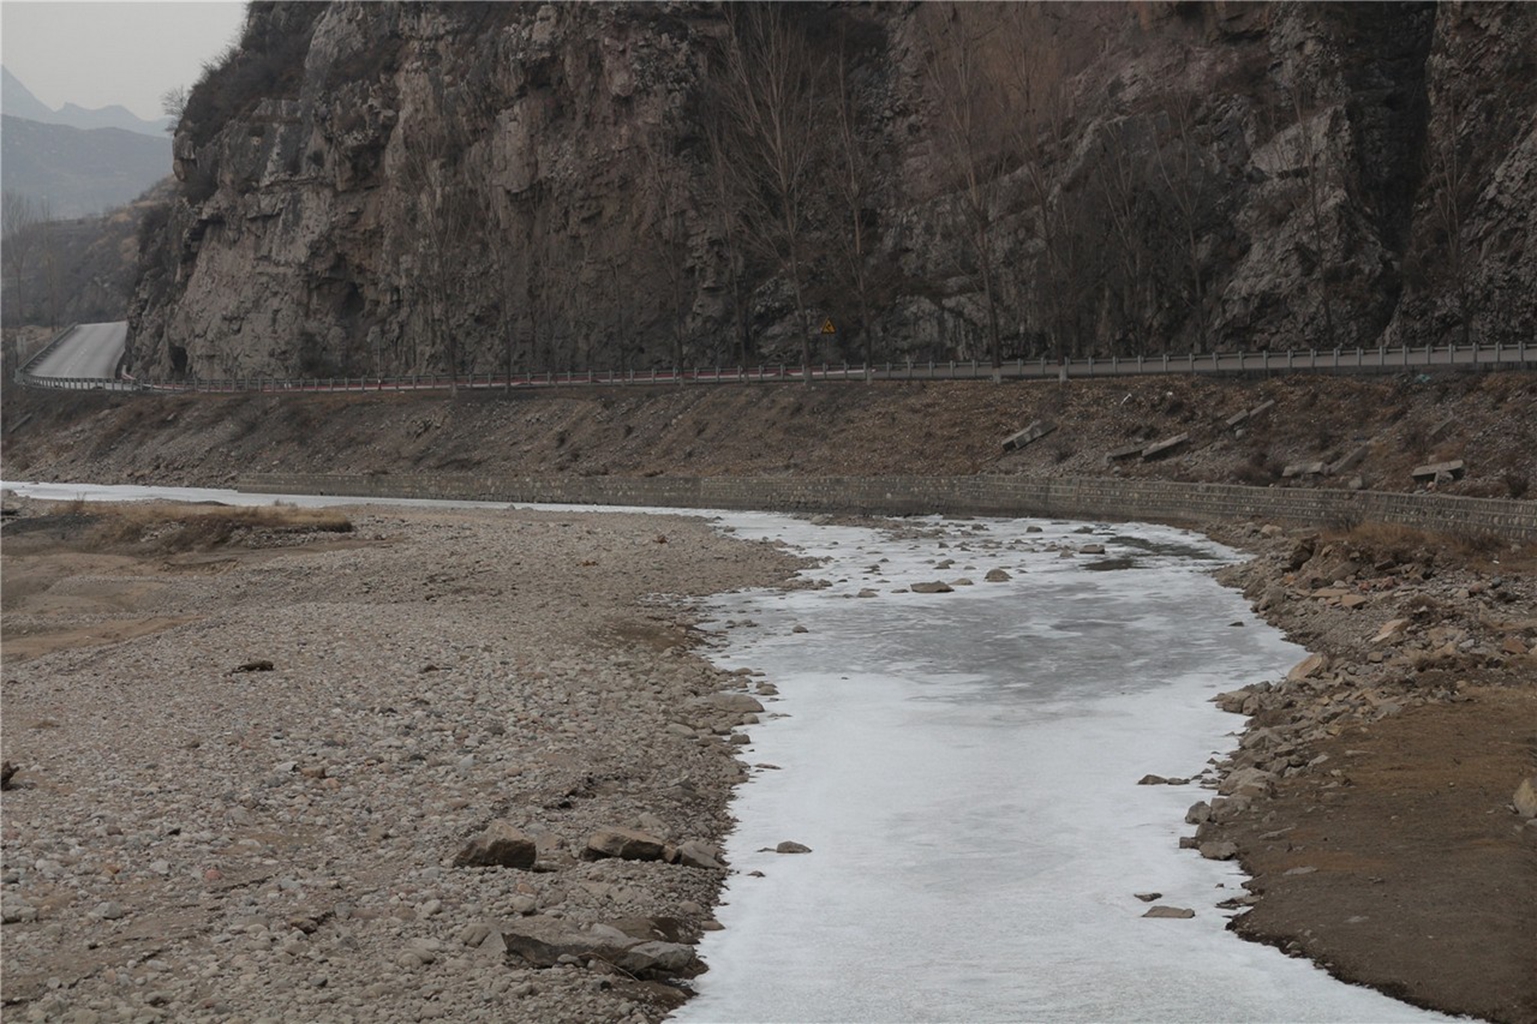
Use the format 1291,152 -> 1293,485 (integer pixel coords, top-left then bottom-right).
674,513 -> 1452,1024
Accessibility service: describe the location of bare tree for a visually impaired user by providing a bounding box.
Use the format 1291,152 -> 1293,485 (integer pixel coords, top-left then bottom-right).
1289,84 -> 1338,350
1152,90 -> 1212,351
701,107 -> 752,367
829,27 -> 879,376
1426,67 -> 1475,347
160,85 -> 189,132
996,4 -> 1105,362
1096,119 -> 1150,355
396,82 -> 485,390
639,134 -> 690,371
2,191 -> 41,328
923,3 -> 1009,370
37,199 -> 61,329
714,4 -> 828,381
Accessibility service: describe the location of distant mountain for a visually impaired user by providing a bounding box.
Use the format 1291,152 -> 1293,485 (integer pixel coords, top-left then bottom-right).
2,66 -> 172,136
1,114 -> 170,217
1,66 -> 56,122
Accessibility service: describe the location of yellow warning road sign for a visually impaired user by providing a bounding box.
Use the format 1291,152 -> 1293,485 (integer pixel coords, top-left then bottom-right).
820,319 -> 836,335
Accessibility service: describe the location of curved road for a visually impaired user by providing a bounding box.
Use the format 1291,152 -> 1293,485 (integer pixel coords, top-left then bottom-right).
26,322 -> 127,380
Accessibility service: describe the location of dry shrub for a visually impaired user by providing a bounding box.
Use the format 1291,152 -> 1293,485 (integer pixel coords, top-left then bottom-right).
1234,450 -> 1282,486
63,501 -> 352,553
1328,520 -> 1506,566
1332,521 -> 1435,560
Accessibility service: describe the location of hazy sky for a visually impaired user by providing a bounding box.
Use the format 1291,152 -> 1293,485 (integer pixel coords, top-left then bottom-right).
1,1 -> 248,121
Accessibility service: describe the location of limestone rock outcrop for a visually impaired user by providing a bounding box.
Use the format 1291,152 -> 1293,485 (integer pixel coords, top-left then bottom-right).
127,2 -> 1537,380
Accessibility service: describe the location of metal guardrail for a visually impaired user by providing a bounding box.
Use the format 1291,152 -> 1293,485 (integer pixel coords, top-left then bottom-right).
14,340 -> 1535,394
14,323 -> 80,377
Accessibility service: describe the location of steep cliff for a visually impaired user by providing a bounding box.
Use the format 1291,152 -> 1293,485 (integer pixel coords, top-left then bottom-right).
126,1 -> 1536,380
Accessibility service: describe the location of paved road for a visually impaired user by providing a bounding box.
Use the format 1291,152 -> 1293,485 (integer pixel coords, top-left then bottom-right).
14,320 -> 1534,393
26,322 -> 127,380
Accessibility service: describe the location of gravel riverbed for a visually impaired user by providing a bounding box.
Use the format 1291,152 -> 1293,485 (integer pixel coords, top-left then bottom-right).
1,502 -> 807,1023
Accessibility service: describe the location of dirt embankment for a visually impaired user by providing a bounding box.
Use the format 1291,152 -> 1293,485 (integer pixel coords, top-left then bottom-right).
1201,521 -> 1537,1024
3,372 -> 1535,500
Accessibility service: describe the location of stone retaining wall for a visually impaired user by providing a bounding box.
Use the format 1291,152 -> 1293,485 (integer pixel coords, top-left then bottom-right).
238,473 -> 1537,541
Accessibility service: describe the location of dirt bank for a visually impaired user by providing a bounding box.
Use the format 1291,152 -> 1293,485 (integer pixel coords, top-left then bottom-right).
4,373 -> 1535,500
1203,520 -> 1537,1023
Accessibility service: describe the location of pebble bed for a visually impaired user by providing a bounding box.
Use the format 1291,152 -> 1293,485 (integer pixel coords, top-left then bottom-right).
1,504 -> 807,1023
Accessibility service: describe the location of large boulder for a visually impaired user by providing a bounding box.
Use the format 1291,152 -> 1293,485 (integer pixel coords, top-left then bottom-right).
584,827 -> 667,862
1515,777 -> 1537,819
499,915 -> 696,977
700,692 -> 764,715
1218,767 -> 1276,798
453,820 -> 537,869
673,840 -> 725,870
1286,653 -> 1330,681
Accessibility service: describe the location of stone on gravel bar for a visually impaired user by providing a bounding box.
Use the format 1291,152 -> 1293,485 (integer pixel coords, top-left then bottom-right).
1515,777 -> 1537,819
584,827 -> 667,862
674,840 -> 725,870
1287,652 -> 1329,681
700,692 -> 765,714
499,915 -> 695,977
453,820 -> 537,869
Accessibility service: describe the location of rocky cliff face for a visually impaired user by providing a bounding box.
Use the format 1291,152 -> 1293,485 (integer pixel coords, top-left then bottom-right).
127,1 -> 1536,380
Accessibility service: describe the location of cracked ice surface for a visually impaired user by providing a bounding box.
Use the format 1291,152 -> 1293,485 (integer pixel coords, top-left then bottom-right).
676,513 -> 1451,1024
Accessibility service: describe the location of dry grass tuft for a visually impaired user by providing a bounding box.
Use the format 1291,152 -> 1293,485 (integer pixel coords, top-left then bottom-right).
42,500 -> 352,553
1326,520 -> 1511,566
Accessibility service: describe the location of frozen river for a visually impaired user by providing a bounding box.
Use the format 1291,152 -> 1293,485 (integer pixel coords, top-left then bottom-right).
675,513 -> 1450,1023
1,482 -> 1451,1022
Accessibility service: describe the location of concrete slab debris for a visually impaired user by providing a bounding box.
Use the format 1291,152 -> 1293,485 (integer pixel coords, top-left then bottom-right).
1283,461 -> 1326,478
1001,419 -> 1057,452
1141,434 -> 1189,461
1329,444 -> 1371,475
1411,459 -> 1464,482
1106,442 -> 1146,463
